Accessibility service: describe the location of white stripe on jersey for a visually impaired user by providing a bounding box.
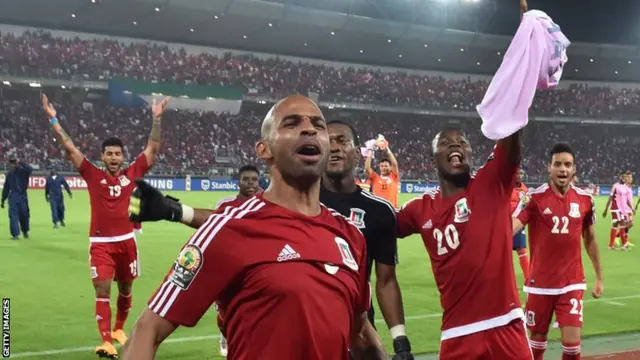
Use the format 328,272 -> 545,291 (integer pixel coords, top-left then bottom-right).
359,190 -> 397,218
149,197 -> 264,317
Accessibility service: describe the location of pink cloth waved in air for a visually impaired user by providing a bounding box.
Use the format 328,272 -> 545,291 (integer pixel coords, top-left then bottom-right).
477,10 -> 571,140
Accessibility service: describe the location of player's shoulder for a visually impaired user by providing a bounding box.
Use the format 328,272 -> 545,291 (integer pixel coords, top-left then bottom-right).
399,188 -> 439,210
570,185 -> 594,202
355,189 -> 397,219
322,204 -> 366,240
528,183 -> 550,198
215,196 -> 240,210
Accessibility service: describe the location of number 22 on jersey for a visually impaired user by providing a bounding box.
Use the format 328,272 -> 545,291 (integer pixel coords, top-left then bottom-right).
434,224 -> 460,255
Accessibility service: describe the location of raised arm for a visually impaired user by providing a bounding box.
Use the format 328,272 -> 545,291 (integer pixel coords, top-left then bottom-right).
143,97 -> 170,168
364,150 -> 375,177
497,131 -> 523,168
384,146 -> 400,176
16,161 -> 33,175
42,94 -> 84,169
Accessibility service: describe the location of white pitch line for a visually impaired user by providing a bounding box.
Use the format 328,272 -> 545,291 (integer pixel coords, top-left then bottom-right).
606,301 -> 626,306
10,293 -> 640,358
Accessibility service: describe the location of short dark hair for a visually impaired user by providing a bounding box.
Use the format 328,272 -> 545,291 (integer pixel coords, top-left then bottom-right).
379,158 -> 391,165
238,164 -> 259,177
549,143 -> 575,161
101,137 -> 124,153
327,120 -> 360,147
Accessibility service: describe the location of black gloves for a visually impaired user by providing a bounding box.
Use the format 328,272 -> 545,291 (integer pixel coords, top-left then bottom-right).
129,179 -> 183,222
391,336 -> 414,360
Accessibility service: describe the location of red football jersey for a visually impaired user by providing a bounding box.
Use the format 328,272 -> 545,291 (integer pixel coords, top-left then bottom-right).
214,194 -> 258,211
397,143 -> 523,341
148,194 -> 370,360
514,183 -> 595,294
78,153 -> 150,241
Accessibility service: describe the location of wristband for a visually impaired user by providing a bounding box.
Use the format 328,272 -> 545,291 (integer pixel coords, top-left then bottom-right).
390,324 -> 407,339
49,117 -> 58,125
181,204 -> 194,224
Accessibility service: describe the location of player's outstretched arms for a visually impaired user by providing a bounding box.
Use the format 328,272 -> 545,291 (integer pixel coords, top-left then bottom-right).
129,179 -> 214,228
42,94 -> 84,169
143,97 -> 170,168
121,308 -> 177,360
351,313 -> 389,360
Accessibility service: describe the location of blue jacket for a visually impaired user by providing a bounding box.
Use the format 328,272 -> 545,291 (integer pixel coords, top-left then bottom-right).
45,175 -> 72,201
1,162 -> 33,202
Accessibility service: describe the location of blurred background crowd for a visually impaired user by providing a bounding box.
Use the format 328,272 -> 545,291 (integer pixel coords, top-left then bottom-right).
1,30 -> 639,184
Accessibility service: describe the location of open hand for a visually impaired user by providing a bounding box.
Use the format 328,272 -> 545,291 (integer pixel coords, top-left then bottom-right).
42,94 -> 57,118
151,97 -> 170,119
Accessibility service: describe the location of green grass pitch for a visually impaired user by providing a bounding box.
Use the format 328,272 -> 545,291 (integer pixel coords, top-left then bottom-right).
1,191 -> 639,359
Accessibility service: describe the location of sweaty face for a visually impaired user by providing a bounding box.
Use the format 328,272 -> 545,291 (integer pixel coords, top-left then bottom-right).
379,161 -> 391,176
326,123 -> 358,177
259,98 -> 330,185
239,170 -> 260,197
549,152 -> 575,189
101,146 -> 124,174
433,130 -> 472,186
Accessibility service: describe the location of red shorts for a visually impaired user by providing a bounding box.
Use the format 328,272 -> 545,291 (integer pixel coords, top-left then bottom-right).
439,320 -> 532,360
612,210 -> 629,224
89,238 -> 139,282
525,289 -> 584,334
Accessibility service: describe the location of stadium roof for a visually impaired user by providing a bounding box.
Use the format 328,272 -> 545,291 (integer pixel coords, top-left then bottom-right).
2,0 -> 640,82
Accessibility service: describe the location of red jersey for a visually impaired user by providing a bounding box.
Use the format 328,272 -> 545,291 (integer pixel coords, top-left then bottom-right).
78,154 -> 150,242
510,182 -> 529,213
396,143 -> 523,341
513,183 -> 594,294
148,194 -> 370,360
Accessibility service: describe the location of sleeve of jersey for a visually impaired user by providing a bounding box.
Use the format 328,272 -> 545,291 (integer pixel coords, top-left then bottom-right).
147,215 -> 243,327
396,197 -> 423,238
474,142 -> 517,194
584,196 -> 596,227
372,209 -> 398,265
77,158 -> 98,181
130,153 -> 151,178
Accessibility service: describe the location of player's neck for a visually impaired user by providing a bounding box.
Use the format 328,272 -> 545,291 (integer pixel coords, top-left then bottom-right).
550,182 -> 570,196
439,180 -> 466,198
321,173 -> 358,193
262,175 -> 322,217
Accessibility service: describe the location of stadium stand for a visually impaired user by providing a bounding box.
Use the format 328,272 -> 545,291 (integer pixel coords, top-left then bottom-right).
1,29 -> 640,183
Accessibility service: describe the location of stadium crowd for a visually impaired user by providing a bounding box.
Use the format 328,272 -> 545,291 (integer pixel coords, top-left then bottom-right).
1,91 -> 638,184
2,29 -> 640,119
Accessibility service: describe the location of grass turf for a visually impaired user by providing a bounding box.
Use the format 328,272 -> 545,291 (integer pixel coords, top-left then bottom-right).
1,191 -> 639,359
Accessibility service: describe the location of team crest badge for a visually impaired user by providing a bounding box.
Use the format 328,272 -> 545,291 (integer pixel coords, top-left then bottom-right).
349,208 -> 366,229
168,244 -> 203,290
453,198 -> 471,223
118,175 -> 131,187
569,203 -> 581,218
334,237 -> 358,271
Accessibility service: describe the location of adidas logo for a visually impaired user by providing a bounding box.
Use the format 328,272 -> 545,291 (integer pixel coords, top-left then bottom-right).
277,244 -> 300,262
100,179 -> 107,185
543,208 -> 552,215
423,220 -> 433,229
